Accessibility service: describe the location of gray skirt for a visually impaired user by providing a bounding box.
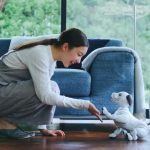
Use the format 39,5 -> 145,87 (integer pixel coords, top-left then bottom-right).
0,60 -> 56,125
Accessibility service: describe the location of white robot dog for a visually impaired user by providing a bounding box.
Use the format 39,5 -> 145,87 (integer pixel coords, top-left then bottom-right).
103,91 -> 149,140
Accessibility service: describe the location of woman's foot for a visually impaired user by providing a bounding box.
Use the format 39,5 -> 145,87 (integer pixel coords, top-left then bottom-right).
0,119 -> 16,129
0,119 -> 35,139
39,129 -> 65,137
0,128 -> 35,139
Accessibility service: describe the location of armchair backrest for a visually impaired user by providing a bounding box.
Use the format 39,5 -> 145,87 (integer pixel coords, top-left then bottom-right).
82,47 -> 145,115
0,39 -> 10,57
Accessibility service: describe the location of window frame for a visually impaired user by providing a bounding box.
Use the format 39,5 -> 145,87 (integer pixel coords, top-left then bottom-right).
61,0 -> 67,32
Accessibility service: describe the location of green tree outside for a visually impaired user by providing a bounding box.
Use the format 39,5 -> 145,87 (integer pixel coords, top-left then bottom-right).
0,0 -> 61,37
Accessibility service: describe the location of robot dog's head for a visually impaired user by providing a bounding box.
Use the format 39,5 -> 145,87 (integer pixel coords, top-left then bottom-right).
111,91 -> 133,107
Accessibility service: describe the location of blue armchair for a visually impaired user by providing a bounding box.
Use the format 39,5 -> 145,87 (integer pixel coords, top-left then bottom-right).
53,47 -> 145,120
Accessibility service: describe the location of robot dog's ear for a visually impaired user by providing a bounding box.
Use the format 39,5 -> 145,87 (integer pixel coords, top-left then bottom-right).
126,95 -> 132,106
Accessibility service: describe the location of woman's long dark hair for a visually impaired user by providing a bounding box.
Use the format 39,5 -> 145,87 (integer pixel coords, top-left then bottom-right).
14,28 -> 89,51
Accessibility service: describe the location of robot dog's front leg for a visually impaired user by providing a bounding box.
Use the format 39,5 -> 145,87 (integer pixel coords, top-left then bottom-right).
102,107 -> 115,120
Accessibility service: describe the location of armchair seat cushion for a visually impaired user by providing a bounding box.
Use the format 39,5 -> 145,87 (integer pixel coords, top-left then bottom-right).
52,69 -> 91,97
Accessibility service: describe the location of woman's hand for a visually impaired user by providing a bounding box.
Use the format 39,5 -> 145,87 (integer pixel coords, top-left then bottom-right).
39,129 -> 65,137
88,103 -> 103,122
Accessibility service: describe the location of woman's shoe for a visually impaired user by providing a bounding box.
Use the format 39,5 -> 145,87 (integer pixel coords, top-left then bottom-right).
0,128 -> 35,139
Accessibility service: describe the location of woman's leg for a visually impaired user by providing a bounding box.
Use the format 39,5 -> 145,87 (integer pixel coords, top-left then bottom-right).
0,80 -> 42,138
0,80 -> 53,125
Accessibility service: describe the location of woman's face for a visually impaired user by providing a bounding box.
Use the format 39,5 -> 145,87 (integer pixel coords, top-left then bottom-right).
61,43 -> 88,68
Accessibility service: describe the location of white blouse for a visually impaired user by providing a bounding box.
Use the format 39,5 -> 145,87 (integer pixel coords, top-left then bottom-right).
2,45 -> 90,110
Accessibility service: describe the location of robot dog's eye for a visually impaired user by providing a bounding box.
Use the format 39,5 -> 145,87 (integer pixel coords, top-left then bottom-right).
118,93 -> 122,96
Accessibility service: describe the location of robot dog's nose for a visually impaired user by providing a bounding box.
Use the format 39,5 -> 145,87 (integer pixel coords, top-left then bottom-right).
111,92 -> 118,100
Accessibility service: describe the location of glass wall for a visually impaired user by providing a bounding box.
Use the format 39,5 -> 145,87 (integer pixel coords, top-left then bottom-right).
0,0 -> 150,107
67,0 -> 150,106
0,0 -> 61,37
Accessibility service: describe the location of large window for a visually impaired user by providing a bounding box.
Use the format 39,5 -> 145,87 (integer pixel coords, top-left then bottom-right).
0,0 -> 61,37
66,0 -> 150,107
1,0 -> 150,107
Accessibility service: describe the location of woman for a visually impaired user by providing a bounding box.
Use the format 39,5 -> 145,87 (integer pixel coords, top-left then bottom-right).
0,28 -> 102,139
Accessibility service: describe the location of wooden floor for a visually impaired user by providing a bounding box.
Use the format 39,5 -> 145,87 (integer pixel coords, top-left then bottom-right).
0,124 -> 150,150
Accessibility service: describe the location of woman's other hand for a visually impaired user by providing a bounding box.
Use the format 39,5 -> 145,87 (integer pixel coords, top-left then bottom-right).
39,129 -> 65,137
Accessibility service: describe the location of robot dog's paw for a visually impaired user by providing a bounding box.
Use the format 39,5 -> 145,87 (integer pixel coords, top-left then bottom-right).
109,133 -> 117,138
125,133 -> 133,141
102,107 -> 109,115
